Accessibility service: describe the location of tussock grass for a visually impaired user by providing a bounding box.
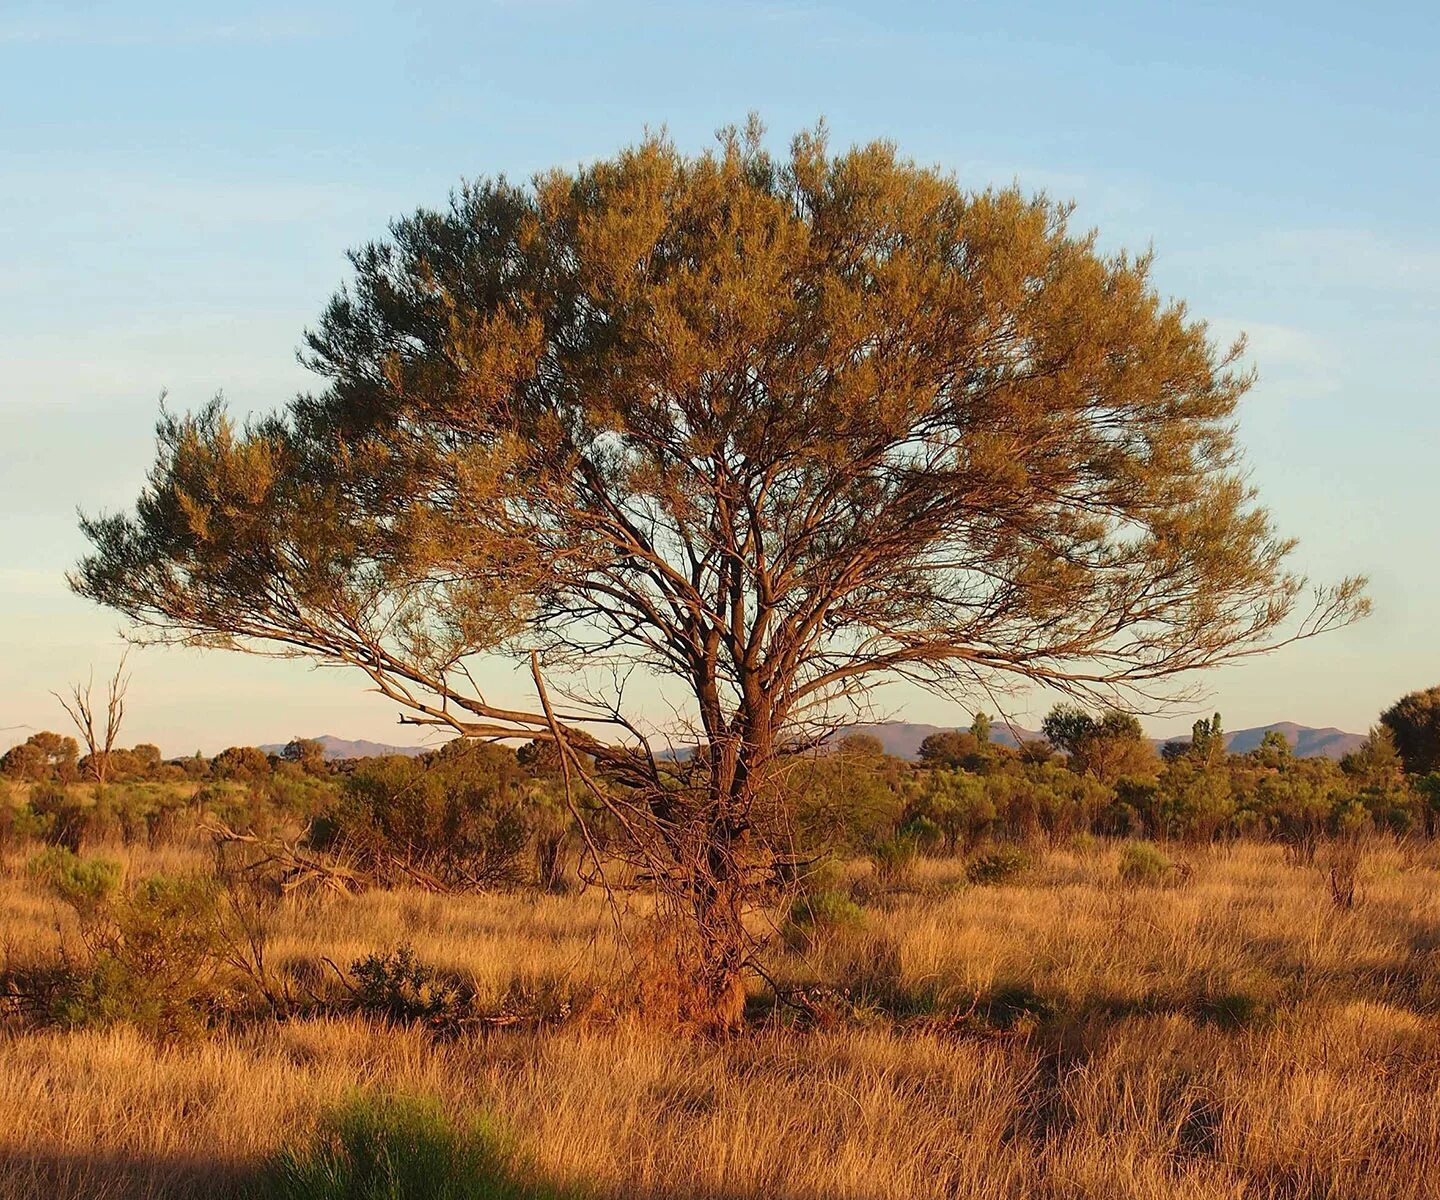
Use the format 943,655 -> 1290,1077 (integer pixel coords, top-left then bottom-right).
2,841 -> 1439,1198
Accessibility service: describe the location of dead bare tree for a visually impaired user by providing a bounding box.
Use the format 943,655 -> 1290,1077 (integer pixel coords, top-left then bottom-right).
53,653 -> 129,789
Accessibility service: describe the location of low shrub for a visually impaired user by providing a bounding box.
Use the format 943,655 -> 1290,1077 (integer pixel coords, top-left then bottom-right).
784,890 -> 865,947
978,981 -> 1056,1031
22,851 -> 232,1038
868,835 -> 918,885
349,946 -> 476,1029
253,1093 -> 576,1199
1192,988 -> 1267,1030
29,783 -> 92,852
28,846 -> 123,917
1117,840 -> 1174,886
966,845 -> 1031,885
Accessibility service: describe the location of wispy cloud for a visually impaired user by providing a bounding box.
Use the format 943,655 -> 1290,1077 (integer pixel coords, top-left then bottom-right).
1208,318 -> 1342,405
1175,228 -> 1440,296
0,8 -> 331,47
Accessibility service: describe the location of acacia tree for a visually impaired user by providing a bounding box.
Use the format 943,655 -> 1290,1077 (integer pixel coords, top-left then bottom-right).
73,123 -> 1366,1025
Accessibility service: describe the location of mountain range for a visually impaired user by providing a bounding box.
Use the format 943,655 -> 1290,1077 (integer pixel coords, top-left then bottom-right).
846,720 -> 1366,761
263,721 -> 1366,763
258,734 -> 432,761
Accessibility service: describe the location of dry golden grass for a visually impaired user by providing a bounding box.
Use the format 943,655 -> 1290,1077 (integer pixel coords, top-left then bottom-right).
2,840 -> 1439,1199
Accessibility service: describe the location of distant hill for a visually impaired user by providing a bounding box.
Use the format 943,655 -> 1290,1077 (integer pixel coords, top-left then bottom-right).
261,721 -> 1365,765
845,720 -> 1365,761
1213,722 -> 1366,760
258,734 -> 434,762
844,721 -> 1041,759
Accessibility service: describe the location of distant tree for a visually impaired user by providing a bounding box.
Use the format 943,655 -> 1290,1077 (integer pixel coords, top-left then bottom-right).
1379,686 -> 1440,776
1190,712 -> 1225,765
1017,739 -> 1055,766
53,655 -> 129,788
917,730 -> 979,770
1043,705 -> 1156,783
282,737 -> 328,774
1341,726 -> 1404,790
28,731 -> 80,782
131,743 -> 164,775
969,712 -> 992,744
1041,704 -> 1098,758
837,733 -> 887,760
177,751 -> 210,779
211,745 -> 271,782
72,123 -> 1367,1025
1160,740 -> 1190,764
0,741 -> 45,781
1251,728 -> 1292,769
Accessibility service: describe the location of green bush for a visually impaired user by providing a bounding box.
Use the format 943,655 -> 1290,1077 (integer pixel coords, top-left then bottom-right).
29,783 -> 93,852
28,846 -> 123,917
23,854 -> 231,1037
868,835 -> 918,885
350,946 -> 476,1029
253,1093 -> 575,1200
785,890 -> 865,945
318,743 -> 530,890
965,845 -> 1031,885
1117,840 -> 1174,886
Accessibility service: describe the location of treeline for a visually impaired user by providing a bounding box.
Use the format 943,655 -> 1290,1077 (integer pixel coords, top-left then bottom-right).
4,687 -> 1440,883
799,711 -> 1438,866
793,688 -> 1440,858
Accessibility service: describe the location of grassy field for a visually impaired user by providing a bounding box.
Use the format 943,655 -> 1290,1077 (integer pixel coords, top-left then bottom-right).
2,838 -> 1439,1199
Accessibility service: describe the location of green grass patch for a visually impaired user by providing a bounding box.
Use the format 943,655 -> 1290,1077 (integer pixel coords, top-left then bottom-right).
252,1093 -> 579,1200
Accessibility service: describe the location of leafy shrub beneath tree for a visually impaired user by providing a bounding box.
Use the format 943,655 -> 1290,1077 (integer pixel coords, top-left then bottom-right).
784,890 -> 865,947
314,742 -> 532,890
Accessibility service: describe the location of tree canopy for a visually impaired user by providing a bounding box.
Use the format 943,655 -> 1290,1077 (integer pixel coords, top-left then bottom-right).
72,121 -> 1367,1022
1380,686 -> 1440,776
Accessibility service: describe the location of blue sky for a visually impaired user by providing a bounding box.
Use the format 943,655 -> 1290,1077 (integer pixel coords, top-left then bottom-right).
2,0 -> 1436,754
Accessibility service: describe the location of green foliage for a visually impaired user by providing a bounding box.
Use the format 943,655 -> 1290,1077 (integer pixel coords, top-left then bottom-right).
0,732 -> 80,783
901,769 -> 995,853
253,1093 -> 574,1200
28,782 -> 94,852
1155,763 -> 1235,842
1380,685 -> 1440,776
1042,705 -> 1158,783
867,834 -> 919,885
1342,726 -> 1404,790
349,947 -> 475,1029
283,737 -> 329,774
1117,840 -> 1174,886
790,749 -> 907,856
1329,797 -> 1371,838
785,890 -> 865,945
321,742 -> 531,889
24,854 -> 232,1037
1190,712 -> 1225,765
917,731 -> 982,770
965,845 -> 1031,885
28,846 -> 123,916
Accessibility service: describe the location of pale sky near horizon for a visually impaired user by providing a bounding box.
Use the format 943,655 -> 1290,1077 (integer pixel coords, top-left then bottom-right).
2,0 -> 1437,756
